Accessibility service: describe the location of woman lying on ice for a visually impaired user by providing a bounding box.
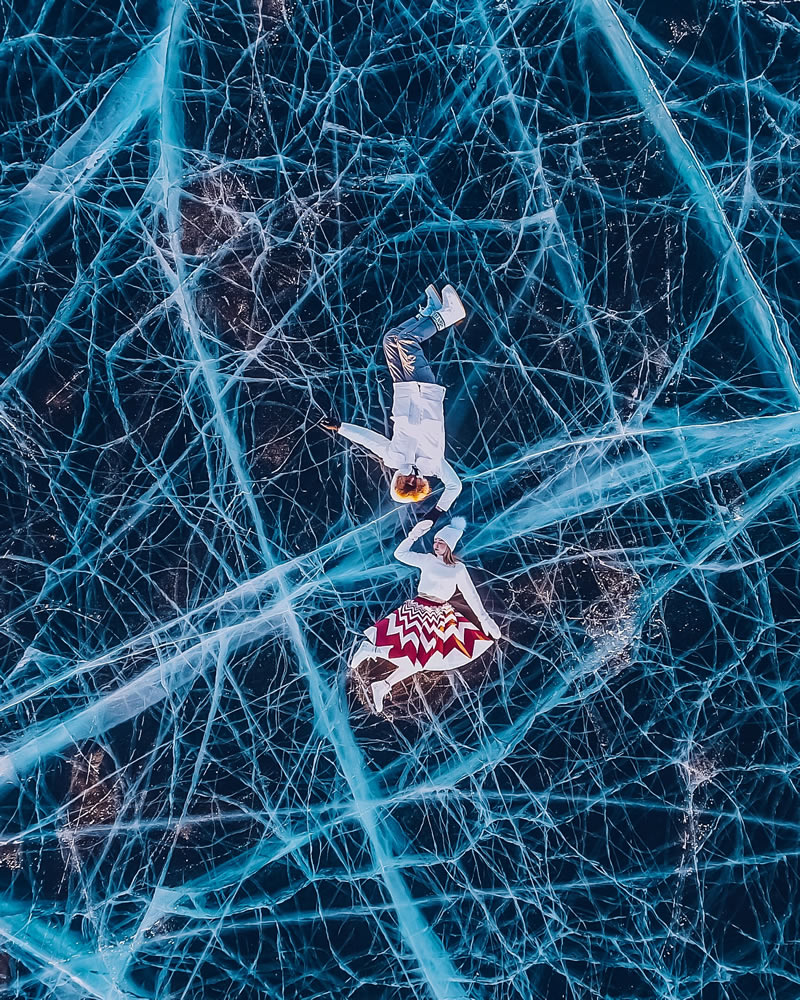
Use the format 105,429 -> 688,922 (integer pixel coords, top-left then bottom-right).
350,516 -> 502,714
322,284 -> 467,522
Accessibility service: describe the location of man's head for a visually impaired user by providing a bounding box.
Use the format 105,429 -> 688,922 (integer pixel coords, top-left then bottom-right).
390,470 -> 432,504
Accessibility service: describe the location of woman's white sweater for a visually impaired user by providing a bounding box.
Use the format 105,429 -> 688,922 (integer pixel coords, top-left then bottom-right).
394,521 -> 499,636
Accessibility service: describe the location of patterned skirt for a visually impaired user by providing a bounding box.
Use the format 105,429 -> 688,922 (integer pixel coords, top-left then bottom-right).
364,597 -> 494,673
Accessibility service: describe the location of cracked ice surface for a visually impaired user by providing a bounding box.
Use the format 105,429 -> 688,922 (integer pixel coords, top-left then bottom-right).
1,0 -> 800,997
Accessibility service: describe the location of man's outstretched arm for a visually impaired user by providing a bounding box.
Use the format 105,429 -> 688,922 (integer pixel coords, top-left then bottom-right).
335,421 -> 392,464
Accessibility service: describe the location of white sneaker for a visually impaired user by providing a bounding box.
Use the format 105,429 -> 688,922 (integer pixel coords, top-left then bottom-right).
371,679 -> 391,713
431,284 -> 466,331
416,284 -> 442,319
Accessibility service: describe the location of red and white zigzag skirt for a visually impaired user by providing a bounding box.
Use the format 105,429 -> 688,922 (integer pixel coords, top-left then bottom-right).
364,597 -> 494,672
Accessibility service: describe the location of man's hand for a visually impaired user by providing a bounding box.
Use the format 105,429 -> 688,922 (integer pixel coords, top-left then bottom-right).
319,416 -> 341,433
418,504 -> 445,526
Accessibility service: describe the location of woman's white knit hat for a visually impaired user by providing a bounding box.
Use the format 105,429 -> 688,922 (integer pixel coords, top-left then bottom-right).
434,516 -> 466,551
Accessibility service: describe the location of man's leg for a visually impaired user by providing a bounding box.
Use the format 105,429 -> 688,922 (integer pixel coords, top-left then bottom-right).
382,316 -> 439,383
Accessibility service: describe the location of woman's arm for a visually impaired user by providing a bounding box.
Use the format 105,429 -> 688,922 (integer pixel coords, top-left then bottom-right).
393,519 -> 434,568
458,565 -> 501,638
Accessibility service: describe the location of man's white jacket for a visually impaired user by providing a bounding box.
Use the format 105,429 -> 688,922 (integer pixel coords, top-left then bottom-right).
339,381 -> 462,510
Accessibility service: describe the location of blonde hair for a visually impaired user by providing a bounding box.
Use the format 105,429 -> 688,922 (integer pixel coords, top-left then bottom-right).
392,473 -> 431,503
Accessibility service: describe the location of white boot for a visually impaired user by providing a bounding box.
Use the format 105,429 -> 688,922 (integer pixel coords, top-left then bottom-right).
371,679 -> 391,713
416,284 -> 442,319
430,284 -> 466,331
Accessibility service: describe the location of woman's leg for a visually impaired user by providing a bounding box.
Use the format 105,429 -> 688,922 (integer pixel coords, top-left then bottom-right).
350,640 -> 379,671
371,657 -> 423,712
383,658 -> 424,690
382,316 -> 438,383
422,659 -> 461,673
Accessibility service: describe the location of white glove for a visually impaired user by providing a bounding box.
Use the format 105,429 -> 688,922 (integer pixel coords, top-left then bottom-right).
483,618 -> 502,640
408,518 -> 434,539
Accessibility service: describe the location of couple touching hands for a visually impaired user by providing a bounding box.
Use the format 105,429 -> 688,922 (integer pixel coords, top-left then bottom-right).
322,282 -> 501,714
